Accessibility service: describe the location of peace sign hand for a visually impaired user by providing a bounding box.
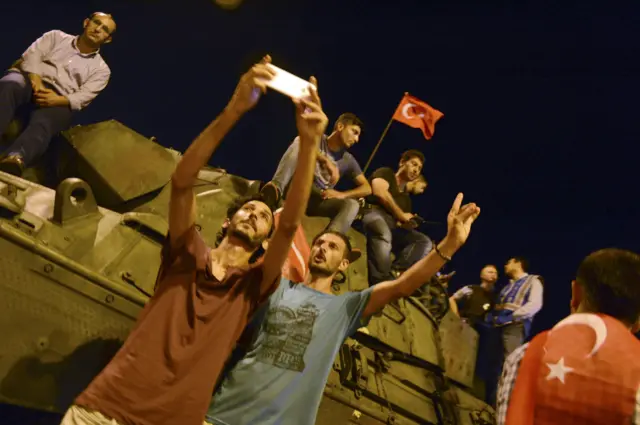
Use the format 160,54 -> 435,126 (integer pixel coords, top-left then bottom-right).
442,193 -> 481,253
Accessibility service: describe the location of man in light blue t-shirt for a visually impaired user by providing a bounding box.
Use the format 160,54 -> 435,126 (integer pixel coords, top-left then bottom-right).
205,193 -> 481,425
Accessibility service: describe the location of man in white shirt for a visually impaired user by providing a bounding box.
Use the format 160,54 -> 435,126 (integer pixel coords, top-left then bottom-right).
0,12 -> 115,176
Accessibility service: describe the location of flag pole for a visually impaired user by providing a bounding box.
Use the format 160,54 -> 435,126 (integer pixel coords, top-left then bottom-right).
363,92 -> 408,174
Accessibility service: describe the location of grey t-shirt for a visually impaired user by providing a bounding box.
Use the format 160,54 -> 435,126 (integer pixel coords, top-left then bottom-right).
205,279 -> 373,425
314,135 -> 362,190
280,135 -> 362,190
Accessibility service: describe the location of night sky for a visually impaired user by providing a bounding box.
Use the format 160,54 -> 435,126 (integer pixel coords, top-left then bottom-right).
1,0 -> 639,419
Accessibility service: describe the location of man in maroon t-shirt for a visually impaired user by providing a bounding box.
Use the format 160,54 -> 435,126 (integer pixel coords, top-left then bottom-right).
61,55 -> 328,425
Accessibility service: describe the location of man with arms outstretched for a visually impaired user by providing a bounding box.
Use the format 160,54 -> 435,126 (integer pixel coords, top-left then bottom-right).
205,193 -> 480,425
61,56 -> 329,425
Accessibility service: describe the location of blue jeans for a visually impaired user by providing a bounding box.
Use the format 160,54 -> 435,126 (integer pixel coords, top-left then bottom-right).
0,72 -> 73,166
362,207 -> 433,286
272,143 -> 359,234
304,186 -> 360,234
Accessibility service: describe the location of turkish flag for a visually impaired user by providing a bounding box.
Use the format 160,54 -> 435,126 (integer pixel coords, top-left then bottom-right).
392,94 -> 443,140
273,208 -> 310,283
505,314 -> 640,425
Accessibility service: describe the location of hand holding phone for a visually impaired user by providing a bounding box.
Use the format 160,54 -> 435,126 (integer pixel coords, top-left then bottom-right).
261,64 -> 316,101
409,215 -> 425,227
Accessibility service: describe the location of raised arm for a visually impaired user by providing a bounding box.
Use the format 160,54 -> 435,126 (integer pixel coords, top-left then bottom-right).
169,56 -> 275,247
363,193 -> 481,317
260,79 -> 328,290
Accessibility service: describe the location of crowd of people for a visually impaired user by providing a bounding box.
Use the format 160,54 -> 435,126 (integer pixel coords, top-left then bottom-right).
1,11 -> 639,425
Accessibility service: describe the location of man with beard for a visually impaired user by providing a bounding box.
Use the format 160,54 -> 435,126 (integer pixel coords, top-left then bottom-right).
451,264 -> 499,324
205,193 -> 480,425
0,12 -> 115,176
362,150 -> 431,286
62,55 -> 329,425
493,257 -> 544,358
261,112 -> 371,234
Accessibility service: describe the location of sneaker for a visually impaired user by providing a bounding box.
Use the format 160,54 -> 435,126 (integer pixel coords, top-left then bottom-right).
0,154 -> 25,177
260,182 -> 281,210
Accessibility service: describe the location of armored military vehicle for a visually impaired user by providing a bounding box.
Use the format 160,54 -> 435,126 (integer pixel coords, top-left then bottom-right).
0,121 -> 495,424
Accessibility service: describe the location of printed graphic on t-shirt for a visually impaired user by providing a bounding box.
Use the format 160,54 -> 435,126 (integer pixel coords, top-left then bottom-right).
256,302 -> 320,372
315,158 -> 338,188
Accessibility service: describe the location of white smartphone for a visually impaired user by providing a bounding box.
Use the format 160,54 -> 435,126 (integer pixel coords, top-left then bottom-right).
263,64 -> 315,100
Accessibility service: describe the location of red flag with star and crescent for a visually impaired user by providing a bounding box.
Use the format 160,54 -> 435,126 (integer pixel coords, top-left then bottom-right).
392,94 -> 444,140
505,313 -> 640,425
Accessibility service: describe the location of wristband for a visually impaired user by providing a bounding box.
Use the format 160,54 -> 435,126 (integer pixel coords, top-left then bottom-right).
434,243 -> 452,262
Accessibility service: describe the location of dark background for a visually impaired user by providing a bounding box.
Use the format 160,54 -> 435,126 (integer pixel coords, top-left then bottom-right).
2,0 -> 639,421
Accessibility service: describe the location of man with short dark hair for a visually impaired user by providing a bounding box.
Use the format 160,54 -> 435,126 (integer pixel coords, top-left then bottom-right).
497,248 -> 640,425
261,112 -> 371,234
205,193 -> 480,425
0,12 -> 116,176
361,149 -> 432,286
493,256 -> 543,357
62,56 -> 328,425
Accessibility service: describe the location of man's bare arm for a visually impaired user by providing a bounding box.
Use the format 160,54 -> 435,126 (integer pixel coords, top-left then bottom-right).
169,57 -> 275,246
260,80 -> 328,290
449,297 -> 461,317
169,108 -> 242,245
339,173 -> 372,199
363,194 -> 480,317
371,177 -> 411,221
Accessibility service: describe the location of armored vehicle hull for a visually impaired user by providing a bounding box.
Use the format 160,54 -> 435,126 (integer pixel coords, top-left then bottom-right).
0,121 -> 494,424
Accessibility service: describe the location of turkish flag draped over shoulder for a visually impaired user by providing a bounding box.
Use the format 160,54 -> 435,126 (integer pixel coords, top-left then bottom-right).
392,94 -> 444,140
505,313 -> 640,425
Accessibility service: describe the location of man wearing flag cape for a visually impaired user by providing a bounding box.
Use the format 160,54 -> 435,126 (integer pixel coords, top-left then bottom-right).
497,248 -> 640,425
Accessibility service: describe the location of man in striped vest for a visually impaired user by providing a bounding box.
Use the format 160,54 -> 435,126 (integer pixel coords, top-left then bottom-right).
493,257 -> 544,358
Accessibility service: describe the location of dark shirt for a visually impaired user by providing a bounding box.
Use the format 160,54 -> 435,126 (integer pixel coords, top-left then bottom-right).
453,285 -> 494,323
366,167 -> 412,213
75,226 -> 278,425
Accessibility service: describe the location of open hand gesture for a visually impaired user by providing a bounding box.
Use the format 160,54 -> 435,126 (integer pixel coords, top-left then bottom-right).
445,193 -> 480,249
228,55 -> 275,115
294,76 -> 328,146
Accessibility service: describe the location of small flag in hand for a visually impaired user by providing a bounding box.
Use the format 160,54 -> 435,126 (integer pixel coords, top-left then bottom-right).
392,94 -> 444,140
